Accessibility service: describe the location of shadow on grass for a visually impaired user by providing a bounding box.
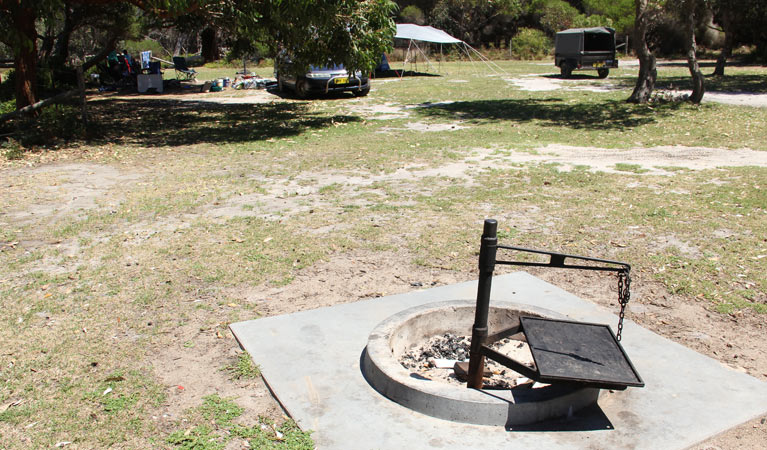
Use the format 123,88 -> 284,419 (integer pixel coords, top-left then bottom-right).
13,97 -> 361,148
657,74 -> 767,94
414,98 -> 680,130
374,70 -> 441,78
266,86 -> 366,101
541,73 -> 605,80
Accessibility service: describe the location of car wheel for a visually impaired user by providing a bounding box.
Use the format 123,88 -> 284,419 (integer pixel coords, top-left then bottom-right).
597,68 -> 609,78
560,63 -> 572,79
353,86 -> 370,97
295,79 -> 309,99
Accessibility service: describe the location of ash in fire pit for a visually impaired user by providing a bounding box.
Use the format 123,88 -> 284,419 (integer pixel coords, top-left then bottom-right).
400,333 -> 538,389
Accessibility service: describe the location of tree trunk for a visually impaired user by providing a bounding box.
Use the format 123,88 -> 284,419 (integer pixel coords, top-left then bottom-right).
51,4 -> 78,68
685,6 -> 705,104
173,35 -> 183,56
713,11 -> 732,76
12,6 -> 38,110
201,27 -> 220,62
627,0 -> 656,104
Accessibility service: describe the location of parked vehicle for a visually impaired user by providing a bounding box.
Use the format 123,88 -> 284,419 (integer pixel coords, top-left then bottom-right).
274,58 -> 370,99
554,27 -> 618,79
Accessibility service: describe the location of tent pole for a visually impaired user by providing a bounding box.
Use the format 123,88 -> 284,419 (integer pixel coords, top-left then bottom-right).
467,44 -> 508,75
462,43 -> 480,76
413,41 -> 436,73
403,39 -> 413,78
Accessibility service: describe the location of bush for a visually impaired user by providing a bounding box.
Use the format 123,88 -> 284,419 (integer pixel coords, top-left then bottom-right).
122,39 -> 169,60
573,14 -> 613,30
0,72 -> 14,104
401,5 -> 426,25
531,0 -> 581,35
511,28 -> 552,60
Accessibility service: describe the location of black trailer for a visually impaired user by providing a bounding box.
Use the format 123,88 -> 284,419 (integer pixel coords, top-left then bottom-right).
554,27 -> 618,78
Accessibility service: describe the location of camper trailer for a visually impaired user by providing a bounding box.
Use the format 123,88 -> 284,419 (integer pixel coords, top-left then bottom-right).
555,27 -> 618,78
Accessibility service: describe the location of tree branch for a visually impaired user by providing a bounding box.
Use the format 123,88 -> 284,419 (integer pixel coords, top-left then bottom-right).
0,89 -> 79,122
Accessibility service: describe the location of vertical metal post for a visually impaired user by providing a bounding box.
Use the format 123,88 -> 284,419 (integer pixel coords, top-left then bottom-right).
467,219 -> 497,389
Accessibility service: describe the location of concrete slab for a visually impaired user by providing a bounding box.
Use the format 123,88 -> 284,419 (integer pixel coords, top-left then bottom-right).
230,272 -> 767,449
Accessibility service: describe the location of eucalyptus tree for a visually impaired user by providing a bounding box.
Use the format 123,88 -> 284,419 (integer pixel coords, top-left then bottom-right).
676,0 -> 706,103
627,0 -> 663,103
583,0 -> 634,35
711,0 -> 767,75
430,0 -> 524,47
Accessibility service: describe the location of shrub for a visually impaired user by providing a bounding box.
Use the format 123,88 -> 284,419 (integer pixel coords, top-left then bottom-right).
511,28 -> 552,60
531,0 -> 581,35
122,39 -> 169,60
401,5 -> 426,25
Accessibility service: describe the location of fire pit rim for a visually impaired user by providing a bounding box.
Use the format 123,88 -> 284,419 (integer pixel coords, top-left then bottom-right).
362,299 -> 600,426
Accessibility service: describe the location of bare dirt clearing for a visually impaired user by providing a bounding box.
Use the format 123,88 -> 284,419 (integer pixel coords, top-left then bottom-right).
511,144 -> 767,173
1,163 -> 143,226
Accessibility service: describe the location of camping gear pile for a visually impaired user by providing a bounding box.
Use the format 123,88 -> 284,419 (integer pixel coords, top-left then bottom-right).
233,75 -> 274,90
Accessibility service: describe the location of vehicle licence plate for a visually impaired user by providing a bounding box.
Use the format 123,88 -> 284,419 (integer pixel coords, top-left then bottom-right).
593,61 -> 604,68
334,77 -> 348,84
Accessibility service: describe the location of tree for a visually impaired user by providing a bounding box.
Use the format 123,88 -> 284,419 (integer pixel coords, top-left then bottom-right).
681,0 -> 704,103
400,5 -> 426,24
1,0 -> 396,112
711,1 -> 733,76
528,0 -> 581,35
626,0 -> 660,103
583,0 -> 634,35
0,1 -> 58,110
246,0 -> 396,75
200,26 -> 220,62
711,0 -> 767,76
0,0 -> 194,111
430,0 -> 523,47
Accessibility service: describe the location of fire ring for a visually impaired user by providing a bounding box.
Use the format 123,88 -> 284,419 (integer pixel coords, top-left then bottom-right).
362,300 -> 600,426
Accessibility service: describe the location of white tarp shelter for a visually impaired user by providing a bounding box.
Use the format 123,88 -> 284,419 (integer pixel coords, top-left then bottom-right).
392,23 -> 506,76
395,24 -> 463,44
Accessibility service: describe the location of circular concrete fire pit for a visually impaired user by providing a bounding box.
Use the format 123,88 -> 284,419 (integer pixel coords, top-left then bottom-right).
362,300 -> 600,426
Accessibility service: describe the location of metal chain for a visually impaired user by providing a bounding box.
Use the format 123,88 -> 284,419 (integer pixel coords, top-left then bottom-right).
616,268 -> 631,341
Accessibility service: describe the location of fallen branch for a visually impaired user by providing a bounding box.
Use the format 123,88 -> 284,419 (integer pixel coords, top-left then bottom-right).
0,89 -> 79,122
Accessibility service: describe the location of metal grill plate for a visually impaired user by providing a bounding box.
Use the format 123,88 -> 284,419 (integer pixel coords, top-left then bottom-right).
520,316 -> 644,389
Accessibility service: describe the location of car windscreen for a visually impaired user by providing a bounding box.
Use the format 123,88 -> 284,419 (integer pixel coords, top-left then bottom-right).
309,63 -> 345,72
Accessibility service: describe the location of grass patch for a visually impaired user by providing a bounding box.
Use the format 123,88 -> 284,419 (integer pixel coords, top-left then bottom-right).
166,396 -> 313,450
223,353 -> 261,380
615,163 -> 650,173
167,425 -> 222,450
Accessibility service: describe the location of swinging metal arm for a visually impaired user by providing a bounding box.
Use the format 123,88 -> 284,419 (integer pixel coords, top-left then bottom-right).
495,245 -> 630,274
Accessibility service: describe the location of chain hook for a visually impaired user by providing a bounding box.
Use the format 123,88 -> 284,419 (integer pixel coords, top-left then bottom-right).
617,267 -> 631,341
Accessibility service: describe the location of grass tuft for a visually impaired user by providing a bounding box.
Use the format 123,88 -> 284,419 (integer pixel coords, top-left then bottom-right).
223,353 -> 261,380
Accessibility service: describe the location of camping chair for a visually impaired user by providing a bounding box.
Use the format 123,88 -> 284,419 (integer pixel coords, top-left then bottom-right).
173,56 -> 197,80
